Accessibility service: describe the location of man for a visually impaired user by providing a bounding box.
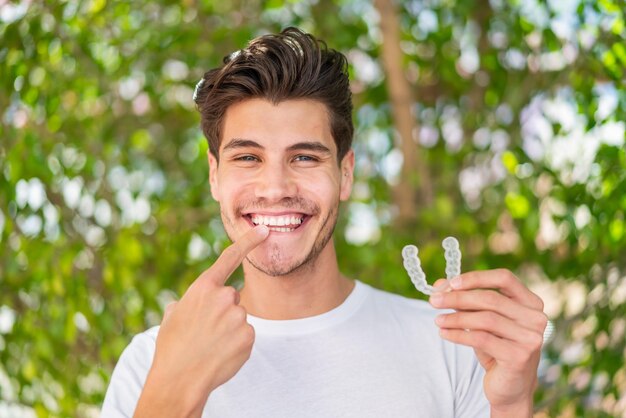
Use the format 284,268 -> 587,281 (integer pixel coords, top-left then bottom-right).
102,27 -> 547,417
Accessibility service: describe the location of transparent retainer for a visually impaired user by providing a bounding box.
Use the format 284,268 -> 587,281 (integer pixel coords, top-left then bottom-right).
402,237 -> 461,296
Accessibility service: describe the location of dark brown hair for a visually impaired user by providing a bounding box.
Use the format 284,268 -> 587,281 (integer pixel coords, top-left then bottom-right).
194,27 -> 353,162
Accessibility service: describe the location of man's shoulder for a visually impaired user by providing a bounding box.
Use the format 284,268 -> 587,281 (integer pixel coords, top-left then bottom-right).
141,325 -> 161,341
122,325 -> 160,355
132,324 -> 160,341
101,326 -> 161,412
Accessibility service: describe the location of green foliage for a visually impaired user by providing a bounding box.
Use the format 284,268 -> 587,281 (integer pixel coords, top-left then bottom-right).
1,0 -> 625,416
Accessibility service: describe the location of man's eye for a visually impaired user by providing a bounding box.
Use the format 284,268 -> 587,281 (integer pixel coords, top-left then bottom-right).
236,155 -> 259,162
294,155 -> 318,162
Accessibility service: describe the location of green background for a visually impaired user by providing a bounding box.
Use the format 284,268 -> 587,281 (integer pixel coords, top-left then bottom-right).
1,0 -> 625,416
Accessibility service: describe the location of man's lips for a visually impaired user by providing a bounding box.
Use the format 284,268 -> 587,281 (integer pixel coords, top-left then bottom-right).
243,212 -> 310,232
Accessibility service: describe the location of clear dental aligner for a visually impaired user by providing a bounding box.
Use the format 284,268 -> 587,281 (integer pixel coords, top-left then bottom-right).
442,237 -> 461,280
402,237 -> 462,296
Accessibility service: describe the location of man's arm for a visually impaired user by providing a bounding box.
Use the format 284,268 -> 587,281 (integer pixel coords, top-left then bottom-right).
132,225 -> 269,418
430,270 -> 547,418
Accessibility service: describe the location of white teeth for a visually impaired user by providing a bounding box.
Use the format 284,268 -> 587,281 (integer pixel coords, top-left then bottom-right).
268,227 -> 294,232
250,214 -> 304,229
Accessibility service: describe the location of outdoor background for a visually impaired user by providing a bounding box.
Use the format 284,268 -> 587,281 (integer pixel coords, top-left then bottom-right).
1,0 -> 625,417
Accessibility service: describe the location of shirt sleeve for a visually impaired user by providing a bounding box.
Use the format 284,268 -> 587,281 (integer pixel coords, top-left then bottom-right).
100,328 -> 158,418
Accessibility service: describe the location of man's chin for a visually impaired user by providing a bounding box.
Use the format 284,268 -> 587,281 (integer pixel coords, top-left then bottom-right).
245,255 -> 310,277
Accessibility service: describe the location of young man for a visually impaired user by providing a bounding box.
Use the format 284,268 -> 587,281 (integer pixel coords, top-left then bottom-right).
102,28 -> 547,417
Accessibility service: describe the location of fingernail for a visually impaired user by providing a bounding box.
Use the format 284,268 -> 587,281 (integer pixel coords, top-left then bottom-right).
450,276 -> 462,289
434,315 -> 445,326
430,293 -> 443,307
256,225 -> 269,237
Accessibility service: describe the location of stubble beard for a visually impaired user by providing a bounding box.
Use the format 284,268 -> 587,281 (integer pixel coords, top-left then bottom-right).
247,205 -> 338,277
221,197 -> 339,277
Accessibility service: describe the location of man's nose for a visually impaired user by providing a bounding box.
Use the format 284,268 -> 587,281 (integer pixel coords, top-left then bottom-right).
254,163 -> 297,202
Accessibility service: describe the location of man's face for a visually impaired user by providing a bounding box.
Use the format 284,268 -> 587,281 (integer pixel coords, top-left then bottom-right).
208,98 -> 354,276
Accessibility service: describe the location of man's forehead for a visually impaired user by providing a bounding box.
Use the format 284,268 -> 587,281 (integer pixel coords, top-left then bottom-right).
223,97 -> 330,120
219,98 -> 336,154
221,138 -> 333,155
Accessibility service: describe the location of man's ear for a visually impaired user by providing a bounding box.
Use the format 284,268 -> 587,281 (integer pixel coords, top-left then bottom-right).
207,151 -> 220,202
339,149 -> 355,201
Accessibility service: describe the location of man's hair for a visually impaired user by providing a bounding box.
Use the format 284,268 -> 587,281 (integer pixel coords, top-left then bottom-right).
194,27 -> 353,162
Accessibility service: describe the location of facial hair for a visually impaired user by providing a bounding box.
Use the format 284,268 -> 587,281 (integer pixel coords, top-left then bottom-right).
221,196 -> 339,277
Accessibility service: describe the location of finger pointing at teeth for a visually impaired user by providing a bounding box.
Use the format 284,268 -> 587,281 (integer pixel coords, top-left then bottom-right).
199,224 -> 270,286
137,224 -> 271,415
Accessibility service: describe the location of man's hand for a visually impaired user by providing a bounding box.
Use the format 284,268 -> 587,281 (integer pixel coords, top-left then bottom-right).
134,225 -> 269,418
430,269 -> 547,418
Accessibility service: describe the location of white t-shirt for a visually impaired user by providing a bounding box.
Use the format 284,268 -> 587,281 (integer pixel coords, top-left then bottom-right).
101,281 -> 489,417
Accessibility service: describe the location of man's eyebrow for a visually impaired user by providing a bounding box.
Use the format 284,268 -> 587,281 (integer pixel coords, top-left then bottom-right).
221,138 -> 264,152
286,141 -> 332,155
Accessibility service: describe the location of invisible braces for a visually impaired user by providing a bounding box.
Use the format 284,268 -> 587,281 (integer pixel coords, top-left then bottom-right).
402,237 -> 461,296
402,239 -> 555,346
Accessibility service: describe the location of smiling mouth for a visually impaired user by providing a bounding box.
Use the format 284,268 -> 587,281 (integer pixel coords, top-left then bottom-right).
246,213 -> 307,232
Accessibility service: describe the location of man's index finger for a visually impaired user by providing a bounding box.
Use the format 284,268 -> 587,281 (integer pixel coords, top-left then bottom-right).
202,225 -> 269,285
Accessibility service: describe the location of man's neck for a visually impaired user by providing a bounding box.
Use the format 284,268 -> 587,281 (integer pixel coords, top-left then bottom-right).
238,242 -> 354,320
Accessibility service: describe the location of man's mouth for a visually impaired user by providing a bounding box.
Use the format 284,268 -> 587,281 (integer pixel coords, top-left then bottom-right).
246,213 -> 307,232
